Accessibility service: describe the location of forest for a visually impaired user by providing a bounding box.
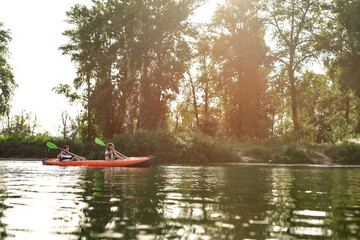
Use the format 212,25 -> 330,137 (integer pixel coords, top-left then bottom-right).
1,0 -> 360,163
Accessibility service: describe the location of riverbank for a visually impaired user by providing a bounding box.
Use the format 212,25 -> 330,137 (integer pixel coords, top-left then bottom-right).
237,148 -> 332,164
224,162 -> 360,167
234,140 -> 360,165
1,132 -> 360,165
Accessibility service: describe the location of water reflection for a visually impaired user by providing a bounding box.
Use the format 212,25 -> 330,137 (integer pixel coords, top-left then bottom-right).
0,161 -> 87,239
0,162 -> 360,239
76,167 -> 159,239
265,167 -> 360,239
0,162 -> 8,238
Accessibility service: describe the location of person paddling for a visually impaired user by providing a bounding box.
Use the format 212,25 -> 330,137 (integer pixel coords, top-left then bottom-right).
105,143 -> 123,160
57,145 -> 85,161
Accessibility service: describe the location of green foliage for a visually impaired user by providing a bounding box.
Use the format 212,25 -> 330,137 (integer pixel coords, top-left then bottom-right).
264,0 -> 323,137
0,135 -> 51,158
49,0 -> 360,143
1,111 -> 38,137
0,130 -> 239,164
108,130 -> 183,163
58,0 -> 201,138
4,0 -> 360,146
243,147 -> 275,162
0,22 -> 17,117
321,0 -> 360,96
101,130 -> 238,164
179,133 -> 238,164
314,0 -> 360,142
273,145 -> 313,164
212,0 -> 270,138
325,141 -> 360,164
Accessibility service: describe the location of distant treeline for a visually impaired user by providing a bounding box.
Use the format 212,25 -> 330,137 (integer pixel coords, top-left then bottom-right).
1,0 -> 360,144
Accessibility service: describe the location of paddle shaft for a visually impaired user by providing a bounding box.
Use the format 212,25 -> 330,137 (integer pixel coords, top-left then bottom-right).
95,138 -> 127,158
61,149 -> 81,159
107,146 -> 127,158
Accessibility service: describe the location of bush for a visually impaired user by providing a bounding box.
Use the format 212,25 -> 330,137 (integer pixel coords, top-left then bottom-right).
0,130 -> 240,164
273,145 -> 312,164
180,133 -> 238,164
105,129 -> 184,163
325,141 -> 360,164
0,135 -> 51,158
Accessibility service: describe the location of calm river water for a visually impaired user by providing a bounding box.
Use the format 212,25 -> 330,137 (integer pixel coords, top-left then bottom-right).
0,161 -> 360,239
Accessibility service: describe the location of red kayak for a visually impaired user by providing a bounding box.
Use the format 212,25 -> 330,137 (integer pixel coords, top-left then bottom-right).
43,156 -> 154,167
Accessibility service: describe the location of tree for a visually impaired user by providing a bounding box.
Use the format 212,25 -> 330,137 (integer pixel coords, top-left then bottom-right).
58,110 -> 80,140
319,0 -> 360,135
0,22 -> 16,118
0,110 -> 38,137
211,0 -> 270,138
297,71 -> 330,142
59,0 -> 202,138
264,0 -> 323,139
56,4 -> 100,141
184,33 -> 221,136
134,0 -> 202,132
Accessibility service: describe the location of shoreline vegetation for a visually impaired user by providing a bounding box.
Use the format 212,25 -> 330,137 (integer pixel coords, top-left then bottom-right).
1,130 -> 360,165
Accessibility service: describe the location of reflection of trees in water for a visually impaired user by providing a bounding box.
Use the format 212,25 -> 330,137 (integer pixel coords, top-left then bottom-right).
265,168 -> 360,239
157,166 -> 360,239
155,166 -> 272,239
0,165 -> 8,238
216,166 -> 271,239
328,169 -> 360,239
75,167 -> 160,239
74,166 -> 360,239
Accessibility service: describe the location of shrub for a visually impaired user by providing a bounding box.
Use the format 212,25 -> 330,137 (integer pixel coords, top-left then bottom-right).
325,141 -> 360,164
0,131 -> 239,164
179,133 -> 238,164
273,145 -> 312,164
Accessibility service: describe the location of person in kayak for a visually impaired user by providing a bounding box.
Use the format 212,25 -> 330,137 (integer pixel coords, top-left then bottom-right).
57,145 -> 83,161
105,143 -> 122,160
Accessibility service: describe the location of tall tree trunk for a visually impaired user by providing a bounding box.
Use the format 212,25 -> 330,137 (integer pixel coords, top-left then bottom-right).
175,109 -> 180,132
204,82 -> 209,117
271,112 -> 275,137
187,71 -> 200,130
135,56 -> 145,132
345,95 -> 350,125
61,111 -> 69,140
126,55 -> 134,134
203,56 -> 209,119
355,117 -> 360,134
107,71 -> 113,138
288,67 -> 299,136
86,72 -> 92,141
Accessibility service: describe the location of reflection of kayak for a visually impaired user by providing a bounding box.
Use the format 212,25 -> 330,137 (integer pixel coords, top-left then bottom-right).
43,156 -> 154,167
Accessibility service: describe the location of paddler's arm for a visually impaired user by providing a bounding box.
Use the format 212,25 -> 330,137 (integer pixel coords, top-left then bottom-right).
105,150 -> 111,160
57,150 -> 64,159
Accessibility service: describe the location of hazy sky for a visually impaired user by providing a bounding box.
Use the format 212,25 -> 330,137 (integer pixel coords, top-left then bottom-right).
0,0 -> 221,135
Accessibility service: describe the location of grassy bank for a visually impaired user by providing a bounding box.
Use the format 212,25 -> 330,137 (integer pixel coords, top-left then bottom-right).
233,140 -> 360,165
1,131 -> 360,164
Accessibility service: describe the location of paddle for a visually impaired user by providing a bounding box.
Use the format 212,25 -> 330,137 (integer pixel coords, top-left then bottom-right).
46,141 -> 83,159
94,138 -> 127,158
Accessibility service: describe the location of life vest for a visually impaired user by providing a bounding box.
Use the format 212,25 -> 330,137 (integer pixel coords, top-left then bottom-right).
59,154 -> 73,161
105,150 -> 119,160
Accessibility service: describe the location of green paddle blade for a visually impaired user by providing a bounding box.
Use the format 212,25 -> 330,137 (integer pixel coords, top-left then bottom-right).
46,141 -> 60,150
95,138 -> 106,146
